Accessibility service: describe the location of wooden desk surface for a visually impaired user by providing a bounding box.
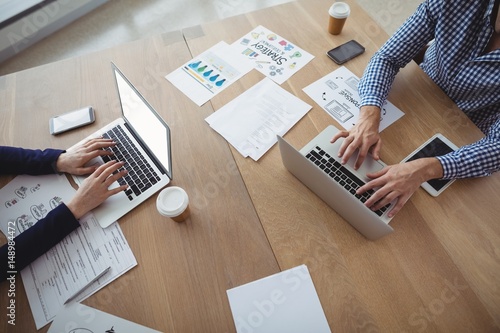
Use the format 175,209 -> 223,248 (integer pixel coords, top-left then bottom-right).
1,0 -> 499,332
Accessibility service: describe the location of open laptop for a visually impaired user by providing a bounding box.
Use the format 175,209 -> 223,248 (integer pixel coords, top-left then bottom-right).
277,125 -> 396,240
71,63 -> 173,228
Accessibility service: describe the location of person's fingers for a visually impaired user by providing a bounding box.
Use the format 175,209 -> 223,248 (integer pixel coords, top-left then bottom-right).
354,142 -> 372,169
370,138 -> 383,160
339,137 -> 358,164
103,169 -> 128,188
82,139 -> 115,152
330,131 -> 349,144
92,161 -> 120,178
107,185 -> 129,196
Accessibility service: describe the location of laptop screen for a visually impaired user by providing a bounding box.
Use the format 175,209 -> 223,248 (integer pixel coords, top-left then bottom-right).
112,64 -> 172,177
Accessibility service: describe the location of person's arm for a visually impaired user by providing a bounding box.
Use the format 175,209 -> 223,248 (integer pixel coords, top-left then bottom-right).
437,114 -> 500,179
1,204 -> 80,281
332,0 -> 439,168
0,146 -> 64,175
358,0 -> 438,109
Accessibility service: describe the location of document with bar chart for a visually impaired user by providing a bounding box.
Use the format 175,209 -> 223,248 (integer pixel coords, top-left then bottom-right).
166,41 -> 253,106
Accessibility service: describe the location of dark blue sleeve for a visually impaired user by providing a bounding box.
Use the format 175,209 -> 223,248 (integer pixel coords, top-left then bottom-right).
0,146 -> 64,175
1,204 -> 80,281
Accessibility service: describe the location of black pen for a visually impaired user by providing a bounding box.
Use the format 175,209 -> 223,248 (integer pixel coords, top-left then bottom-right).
64,266 -> 111,305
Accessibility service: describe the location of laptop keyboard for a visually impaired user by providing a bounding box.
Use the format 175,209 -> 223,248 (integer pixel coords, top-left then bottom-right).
101,125 -> 160,201
305,146 -> 390,217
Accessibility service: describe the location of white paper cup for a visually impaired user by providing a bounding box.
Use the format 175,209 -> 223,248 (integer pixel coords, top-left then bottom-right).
157,186 -> 190,222
328,2 -> 350,35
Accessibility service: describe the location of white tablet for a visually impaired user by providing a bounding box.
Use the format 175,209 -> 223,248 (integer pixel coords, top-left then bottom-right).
401,134 -> 458,197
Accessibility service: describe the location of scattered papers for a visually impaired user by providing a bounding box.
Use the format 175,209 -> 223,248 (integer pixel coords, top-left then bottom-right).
166,41 -> 253,106
303,66 -> 404,131
227,265 -> 331,333
206,78 -> 311,160
0,174 -> 137,329
24,217 -> 137,329
0,174 -> 74,236
48,303 -> 162,333
232,25 -> 314,84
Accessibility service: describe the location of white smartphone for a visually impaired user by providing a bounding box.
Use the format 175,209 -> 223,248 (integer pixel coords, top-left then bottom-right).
49,106 -> 95,135
401,134 -> 458,197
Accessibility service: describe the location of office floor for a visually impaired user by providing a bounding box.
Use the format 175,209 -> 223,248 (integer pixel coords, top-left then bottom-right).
0,0 -> 420,76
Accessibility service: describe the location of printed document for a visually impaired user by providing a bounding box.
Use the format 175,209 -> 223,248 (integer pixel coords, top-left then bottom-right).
48,303 -> 162,333
166,41 -> 253,106
206,78 -> 311,160
0,174 -> 137,329
303,66 -> 404,131
231,25 -> 314,84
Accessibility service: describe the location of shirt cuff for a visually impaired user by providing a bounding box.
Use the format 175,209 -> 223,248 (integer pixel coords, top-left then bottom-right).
436,155 -> 456,179
360,95 -> 385,109
50,150 -> 66,174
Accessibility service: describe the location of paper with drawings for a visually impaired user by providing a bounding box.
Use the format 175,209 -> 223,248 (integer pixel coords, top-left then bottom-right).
231,25 -> 314,85
303,66 -> 404,131
0,174 -> 137,329
205,78 -> 311,161
165,41 -> 253,106
48,303 -> 162,333
226,264 -> 331,333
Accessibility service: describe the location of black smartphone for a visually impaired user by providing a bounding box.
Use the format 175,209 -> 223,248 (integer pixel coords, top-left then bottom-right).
326,40 -> 365,65
49,106 -> 95,135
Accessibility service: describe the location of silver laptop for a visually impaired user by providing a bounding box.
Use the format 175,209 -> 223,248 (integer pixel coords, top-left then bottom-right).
277,125 -> 395,240
71,63 -> 172,228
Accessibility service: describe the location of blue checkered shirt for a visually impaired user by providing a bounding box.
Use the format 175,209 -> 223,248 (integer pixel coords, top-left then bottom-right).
358,0 -> 500,179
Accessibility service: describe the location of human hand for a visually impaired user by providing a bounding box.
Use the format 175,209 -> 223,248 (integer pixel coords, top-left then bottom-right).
66,161 -> 128,219
330,105 -> 382,170
357,158 -> 444,217
56,138 -> 116,175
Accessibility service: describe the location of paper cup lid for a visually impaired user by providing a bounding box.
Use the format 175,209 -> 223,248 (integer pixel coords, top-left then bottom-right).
329,2 -> 350,18
157,186 -> 189,217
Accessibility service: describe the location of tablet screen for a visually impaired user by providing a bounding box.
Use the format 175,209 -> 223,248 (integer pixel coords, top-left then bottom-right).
406,137 -> 455,191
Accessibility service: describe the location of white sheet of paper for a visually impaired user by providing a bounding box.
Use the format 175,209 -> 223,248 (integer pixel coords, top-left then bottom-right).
22,216 -> 137,329
206,78 -> 311,160
0,174 -> 137,329
165,41 -> 253,106
227,265 -> 331,333
231,25 -> 314,85
48,303 -> 162,333
303,66 -> 404,131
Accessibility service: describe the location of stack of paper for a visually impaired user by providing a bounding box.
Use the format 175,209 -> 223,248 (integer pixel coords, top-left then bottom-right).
0,174 -> 137,329
206,78 -> 311,160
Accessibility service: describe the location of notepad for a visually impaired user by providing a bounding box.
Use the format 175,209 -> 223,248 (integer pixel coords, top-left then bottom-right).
226,265 -> 331,333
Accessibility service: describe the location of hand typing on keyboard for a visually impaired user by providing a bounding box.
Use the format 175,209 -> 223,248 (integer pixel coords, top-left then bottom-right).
57,138 -> 117,175
56,138 -> 129,220
66,160 -> 129,219
356,158 -> 444,217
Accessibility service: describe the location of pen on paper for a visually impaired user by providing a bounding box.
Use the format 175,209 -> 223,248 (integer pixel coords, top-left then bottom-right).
64,266 -> 111,305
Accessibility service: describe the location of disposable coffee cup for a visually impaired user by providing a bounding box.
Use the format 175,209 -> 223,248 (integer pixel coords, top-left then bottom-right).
328,2 -> 350,35
157,186 -> 190,222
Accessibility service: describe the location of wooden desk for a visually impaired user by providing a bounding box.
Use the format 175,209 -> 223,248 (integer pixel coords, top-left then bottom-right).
1,0 -> 499,332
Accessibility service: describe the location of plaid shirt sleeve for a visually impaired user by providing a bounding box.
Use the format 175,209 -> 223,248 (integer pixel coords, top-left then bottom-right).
358,1 -> 438,108
437,109 -> 500,178
359,0 -> 500,180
